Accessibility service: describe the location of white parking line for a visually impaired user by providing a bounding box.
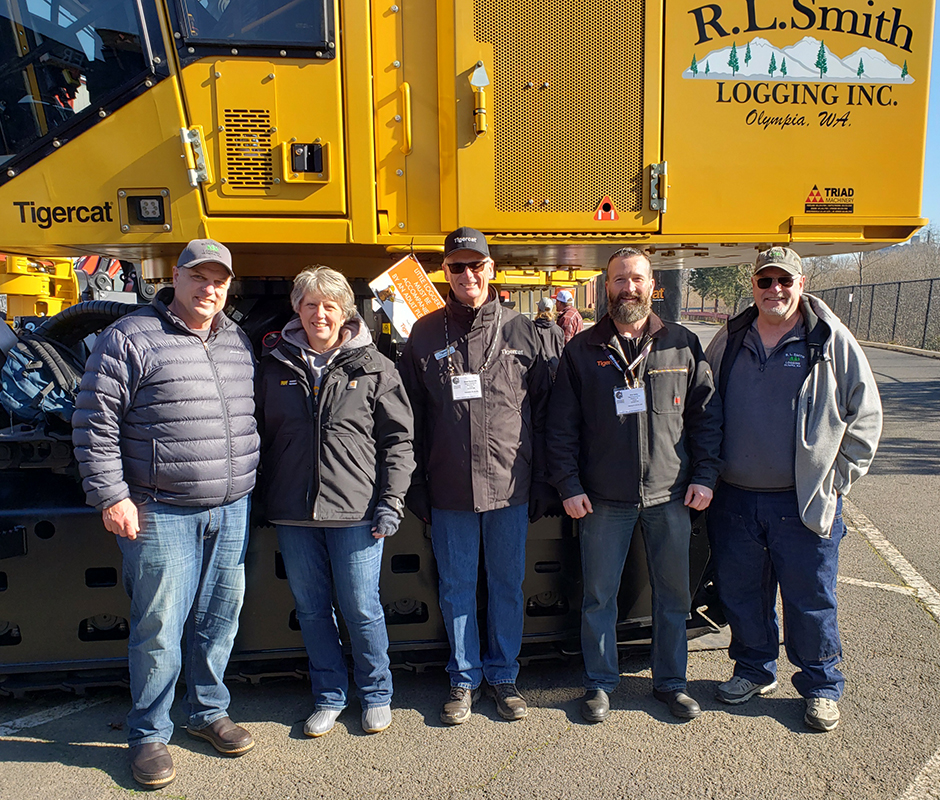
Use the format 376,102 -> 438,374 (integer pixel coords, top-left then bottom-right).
843,500 -> 940,624
0,696 -> 109,737
842,500 -> 940,800
837,576 -> 916,596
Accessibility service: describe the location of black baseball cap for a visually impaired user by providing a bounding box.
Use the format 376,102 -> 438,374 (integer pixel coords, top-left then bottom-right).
443,227 -> 490,260
177,239 -> 234,277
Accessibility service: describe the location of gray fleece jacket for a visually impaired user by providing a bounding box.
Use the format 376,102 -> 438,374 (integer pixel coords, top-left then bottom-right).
705,294 -> 882,536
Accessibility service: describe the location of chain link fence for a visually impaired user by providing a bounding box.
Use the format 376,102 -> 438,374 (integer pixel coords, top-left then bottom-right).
815,278 -> 940,352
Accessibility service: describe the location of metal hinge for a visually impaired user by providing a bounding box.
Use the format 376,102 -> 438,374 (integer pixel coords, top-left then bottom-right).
650,161 -> 668,213
180,126 -> 210,186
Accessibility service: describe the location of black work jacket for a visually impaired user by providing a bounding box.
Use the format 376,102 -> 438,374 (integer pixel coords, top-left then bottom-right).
257,337 -> 415,523
398,291 -> 550,512
546,313 -> 722,507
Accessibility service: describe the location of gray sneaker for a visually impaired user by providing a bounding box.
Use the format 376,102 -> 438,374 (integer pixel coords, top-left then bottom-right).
716,675 -> 778,705
804,697 -> 840,731
440,685 -> 482,725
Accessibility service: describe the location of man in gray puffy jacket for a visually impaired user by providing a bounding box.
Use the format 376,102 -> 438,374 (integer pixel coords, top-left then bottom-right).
705,246 -> 882,733
72,240 -> 260,789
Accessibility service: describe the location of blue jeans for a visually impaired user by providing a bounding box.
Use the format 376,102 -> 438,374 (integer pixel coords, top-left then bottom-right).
118,495 -> 249,746
708,483 -> 845,700
430,504 -> 528,689
277,524 -> 392,709
579,500 -> 692,693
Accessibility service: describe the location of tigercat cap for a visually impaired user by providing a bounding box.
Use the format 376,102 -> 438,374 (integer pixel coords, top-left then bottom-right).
443,227 -> 490,260
553,289 -> 574,305
177,239 -> 234,277
754,246 -> 802,276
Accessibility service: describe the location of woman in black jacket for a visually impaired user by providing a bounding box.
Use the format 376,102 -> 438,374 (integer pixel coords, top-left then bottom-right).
257,266 -> 415,738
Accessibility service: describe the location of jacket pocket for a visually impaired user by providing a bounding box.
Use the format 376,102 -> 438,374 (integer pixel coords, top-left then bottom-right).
648,368 -> 687,414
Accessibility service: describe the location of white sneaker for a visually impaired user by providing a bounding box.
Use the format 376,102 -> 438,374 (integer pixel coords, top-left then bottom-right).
804,697 -> 840,731
715,675 -> 778,705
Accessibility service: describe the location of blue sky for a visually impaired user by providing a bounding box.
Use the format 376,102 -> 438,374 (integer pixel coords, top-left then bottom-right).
923,10 -> 940,229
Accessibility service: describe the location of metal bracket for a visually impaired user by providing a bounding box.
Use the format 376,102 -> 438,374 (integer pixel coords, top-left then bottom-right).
650,161 -> 668,213
180,127 -> 210,186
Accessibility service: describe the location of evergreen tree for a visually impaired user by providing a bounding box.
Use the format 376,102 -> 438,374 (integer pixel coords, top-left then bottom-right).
769,52 -> 777,77
815,40 -> 828,79
781,57 -> 787,76
729,42 -> 740,75
690,54 -> 698,76
705,61 -> 710,75
745,41 -> 752,68
901,60 -> 909,79
857,58 -> 864,78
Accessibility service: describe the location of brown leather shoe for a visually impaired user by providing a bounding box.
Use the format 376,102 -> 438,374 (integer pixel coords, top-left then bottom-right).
187,717 -> 255,756
130,742 -> 176,788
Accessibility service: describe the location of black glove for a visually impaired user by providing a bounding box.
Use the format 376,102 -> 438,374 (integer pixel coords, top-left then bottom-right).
528,481 -> 561,522
405,484 -> 432,524
371,500 -> 402,538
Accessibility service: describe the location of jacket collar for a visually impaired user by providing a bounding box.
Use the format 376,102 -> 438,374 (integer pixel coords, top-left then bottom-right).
727,296 -> 829,361
445,287 -> 500,328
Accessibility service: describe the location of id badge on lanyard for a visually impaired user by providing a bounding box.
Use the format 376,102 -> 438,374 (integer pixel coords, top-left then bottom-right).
451,374 -> 483,400
614,386 -> 647,415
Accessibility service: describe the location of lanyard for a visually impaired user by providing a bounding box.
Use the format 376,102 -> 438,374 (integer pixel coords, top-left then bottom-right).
607,333 -> 653,389
443,303 -> 502,377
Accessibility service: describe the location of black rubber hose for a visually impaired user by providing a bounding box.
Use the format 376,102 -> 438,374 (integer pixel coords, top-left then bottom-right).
34,300 -> 138,346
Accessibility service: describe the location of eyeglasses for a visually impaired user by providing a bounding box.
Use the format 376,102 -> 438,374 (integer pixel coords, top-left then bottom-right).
445,260 -> 490,275
756,275 -> 795,289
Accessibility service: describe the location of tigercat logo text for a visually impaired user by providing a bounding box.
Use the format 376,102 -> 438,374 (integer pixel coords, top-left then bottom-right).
13,200 -> 114,229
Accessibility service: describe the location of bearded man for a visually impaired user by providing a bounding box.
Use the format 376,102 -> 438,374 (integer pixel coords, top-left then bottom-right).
545,247 -> 722,723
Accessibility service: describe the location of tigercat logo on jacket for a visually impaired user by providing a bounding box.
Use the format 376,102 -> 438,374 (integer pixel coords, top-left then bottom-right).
501,348 -> 523,356
597,359 -> 612,367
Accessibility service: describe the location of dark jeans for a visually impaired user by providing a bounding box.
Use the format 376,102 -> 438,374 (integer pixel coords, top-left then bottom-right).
709,483 -> 846,700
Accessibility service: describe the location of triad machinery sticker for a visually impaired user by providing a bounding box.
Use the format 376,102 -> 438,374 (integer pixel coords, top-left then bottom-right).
805,184 -> 854,213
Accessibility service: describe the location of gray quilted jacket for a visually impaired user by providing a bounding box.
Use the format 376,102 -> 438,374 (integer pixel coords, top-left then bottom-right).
72,289 -> 260,510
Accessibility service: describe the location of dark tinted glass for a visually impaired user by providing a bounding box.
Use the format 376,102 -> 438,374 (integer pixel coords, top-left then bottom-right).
0,1 -> 147,165
178,0 -> 330,47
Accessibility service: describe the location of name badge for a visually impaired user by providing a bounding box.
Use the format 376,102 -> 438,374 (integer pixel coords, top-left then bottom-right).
451,374 -> 483,401
614,386 -> 646,415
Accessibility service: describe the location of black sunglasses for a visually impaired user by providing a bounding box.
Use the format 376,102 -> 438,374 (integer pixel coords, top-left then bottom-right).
756,275 -> 795,289
445,260 -> 490,275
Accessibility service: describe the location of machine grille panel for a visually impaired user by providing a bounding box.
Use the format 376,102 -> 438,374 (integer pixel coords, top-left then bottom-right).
222,109 -> 274,190
474,0 -> 645,214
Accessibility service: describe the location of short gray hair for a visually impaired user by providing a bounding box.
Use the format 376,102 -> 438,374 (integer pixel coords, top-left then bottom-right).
291,265 -> 357,321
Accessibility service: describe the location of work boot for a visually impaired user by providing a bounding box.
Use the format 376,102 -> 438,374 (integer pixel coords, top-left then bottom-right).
653,689 -> 702,720
130,742 -> 176,789
440,685 -> 481,725
187,716 -> 255,756
580,689 -> 610,723
362,705 -> 392,733
489,683 -> 528,721
304,708 -> 343,737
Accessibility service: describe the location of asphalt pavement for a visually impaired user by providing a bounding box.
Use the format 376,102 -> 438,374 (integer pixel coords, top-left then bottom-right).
1,322 -> 939,800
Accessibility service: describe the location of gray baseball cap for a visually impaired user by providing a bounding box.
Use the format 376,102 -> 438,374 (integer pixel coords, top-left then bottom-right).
177,239 -> 234,277
754,246 -> 802,276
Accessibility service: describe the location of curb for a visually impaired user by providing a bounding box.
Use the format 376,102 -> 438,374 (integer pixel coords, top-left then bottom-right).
857,340 -> 940,360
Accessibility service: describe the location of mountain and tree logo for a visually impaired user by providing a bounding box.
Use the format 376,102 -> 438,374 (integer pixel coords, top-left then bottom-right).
684,36 -> 914,83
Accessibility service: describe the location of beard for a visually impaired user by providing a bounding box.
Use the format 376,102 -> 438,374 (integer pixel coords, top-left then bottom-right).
609,290 -> 652,325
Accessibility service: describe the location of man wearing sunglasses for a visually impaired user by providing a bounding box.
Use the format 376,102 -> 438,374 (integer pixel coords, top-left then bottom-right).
398,227 -> 552,725
705,246 -> 883,732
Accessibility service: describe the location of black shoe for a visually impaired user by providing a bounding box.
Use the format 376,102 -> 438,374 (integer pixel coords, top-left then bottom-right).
187,716 -> 255,756
580,689 -> 610,723
488,683 -> 528,721
440,685 -> 482,725
130,742 -> 176,789
653,689 -> 702,720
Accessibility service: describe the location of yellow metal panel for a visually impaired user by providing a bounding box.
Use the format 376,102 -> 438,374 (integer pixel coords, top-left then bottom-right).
662,0 -> 933,237
450,0 -> 660,232
179,54 -> 347,215
0,255 -> 78,325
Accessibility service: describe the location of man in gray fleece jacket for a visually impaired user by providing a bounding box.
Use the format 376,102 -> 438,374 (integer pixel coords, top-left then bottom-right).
704,246 -> 882,733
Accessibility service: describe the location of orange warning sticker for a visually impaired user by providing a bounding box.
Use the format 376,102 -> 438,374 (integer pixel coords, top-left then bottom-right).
594,196 -> 619,221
